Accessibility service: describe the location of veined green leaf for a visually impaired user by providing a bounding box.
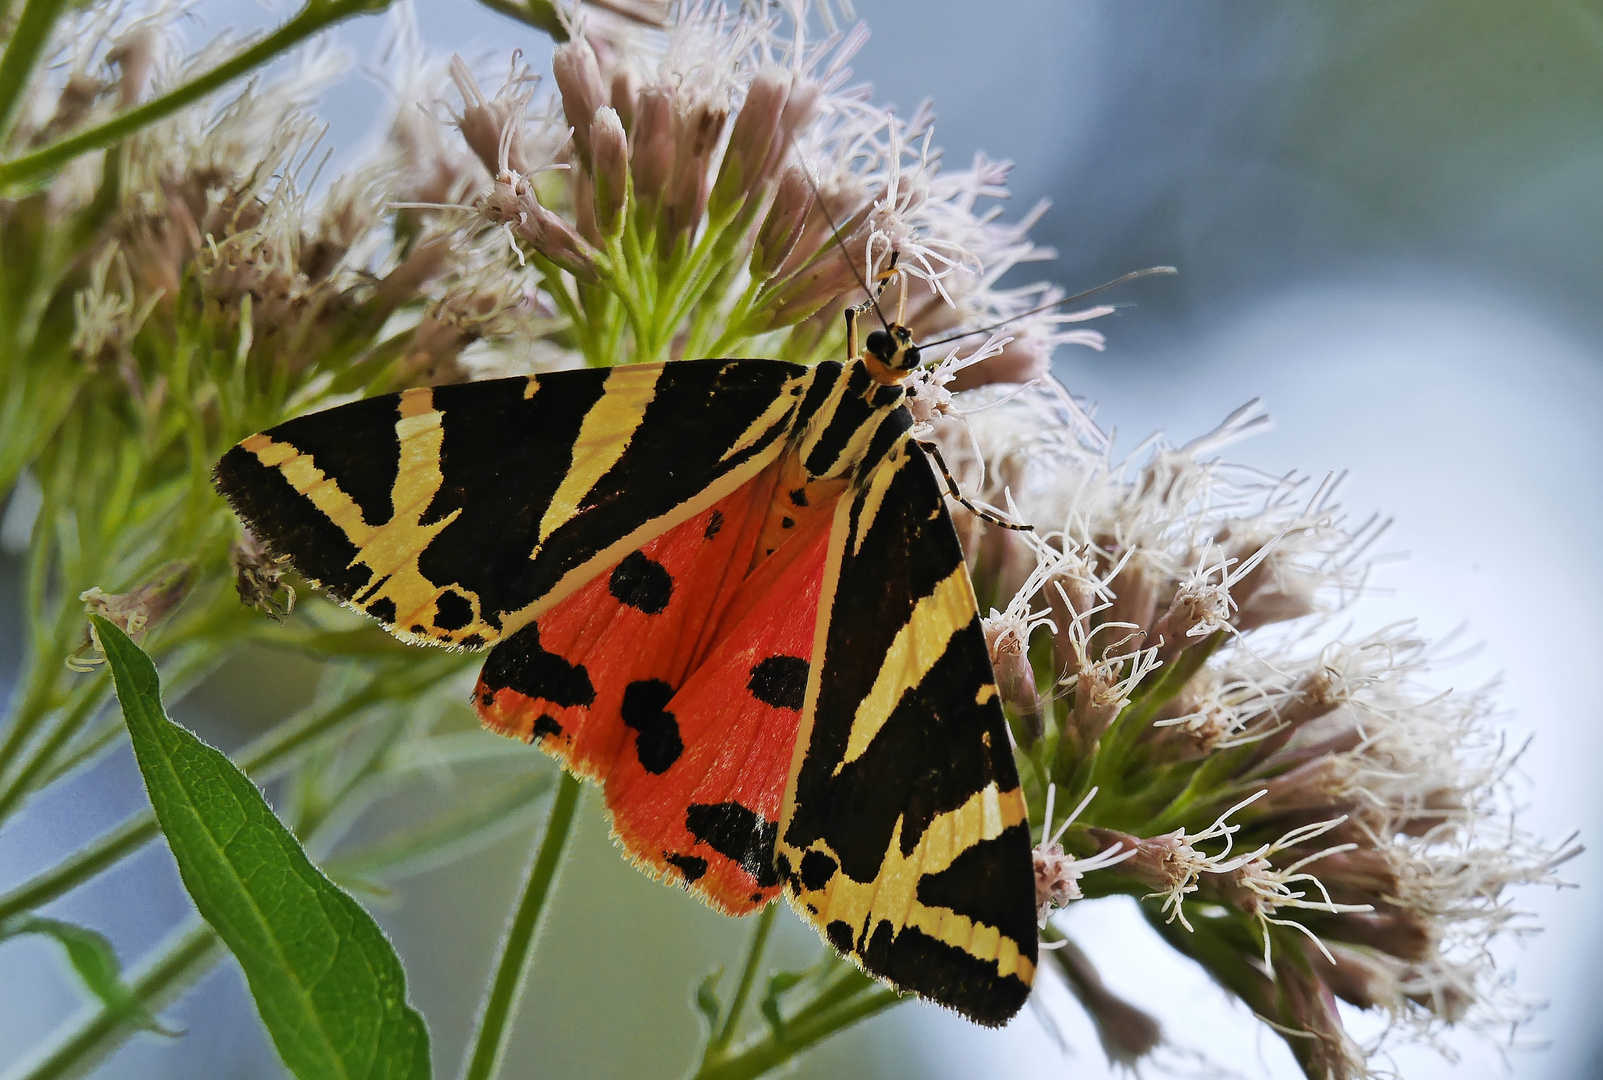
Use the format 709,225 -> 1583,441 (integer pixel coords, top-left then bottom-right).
0,914 -> 177,1035
93,615 -> 431,1080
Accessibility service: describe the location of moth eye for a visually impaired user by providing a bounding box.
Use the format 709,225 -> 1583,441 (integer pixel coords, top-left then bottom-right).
864,329 -> 892,359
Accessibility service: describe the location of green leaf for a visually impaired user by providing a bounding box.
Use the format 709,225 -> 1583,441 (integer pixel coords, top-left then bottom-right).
695,967 -> 725,1031
92,615 -> 431,1080
759,970 -> 807,1036
0,914 -> 177,1035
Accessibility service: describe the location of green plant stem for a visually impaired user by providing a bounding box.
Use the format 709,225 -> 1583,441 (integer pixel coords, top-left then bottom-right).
692,987 -> 904,1080
459,769 -> 582,1080
0,0 -> 68,147
711,902 -> 778,1051
5,919 -> 222,1080
0,815 -> 156,923
0,0 -> 392,189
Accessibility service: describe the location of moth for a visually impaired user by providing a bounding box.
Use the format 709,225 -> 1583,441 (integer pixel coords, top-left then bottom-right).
214,299 -> 1038,1027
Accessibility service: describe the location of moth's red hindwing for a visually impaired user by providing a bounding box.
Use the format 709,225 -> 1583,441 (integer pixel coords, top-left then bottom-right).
474,466 -> 832,913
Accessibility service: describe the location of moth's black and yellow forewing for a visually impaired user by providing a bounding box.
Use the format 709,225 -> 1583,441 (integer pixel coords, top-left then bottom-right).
776,436 -> 1036,1027
215,359 -> 808,649
213,350 -> 1038,1027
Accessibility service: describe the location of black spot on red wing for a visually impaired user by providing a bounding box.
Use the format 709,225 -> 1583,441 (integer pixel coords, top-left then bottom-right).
531,715 -> 562,740
366,597 -> 396,623
747,655 -> 809,711
478,690 -> 495,707
665,853 -> 708,883
788,487 -> 809,507
460,633 -> 486,650
750,891 -> 763,903
685,802 -> 779,887
608,551 -> 673,614
799,850 -> 838,891
704,510 -> 724,540
825,919 -> 855,955
433,589 -> 474,630
620,679 -> 683,773
780,516 -> 795,529
480,623 -> 597,708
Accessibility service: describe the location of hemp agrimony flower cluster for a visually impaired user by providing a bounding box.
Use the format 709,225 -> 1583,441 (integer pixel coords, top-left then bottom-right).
0,2 -> 1574,1079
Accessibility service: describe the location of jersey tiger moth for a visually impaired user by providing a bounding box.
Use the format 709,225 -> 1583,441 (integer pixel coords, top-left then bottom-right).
213,315 -> 1038,1027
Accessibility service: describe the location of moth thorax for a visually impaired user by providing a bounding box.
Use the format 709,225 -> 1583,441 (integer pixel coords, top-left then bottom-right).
862,324 -> 921,384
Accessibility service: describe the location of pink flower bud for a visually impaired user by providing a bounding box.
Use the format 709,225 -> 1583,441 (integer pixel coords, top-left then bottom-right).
630,86 -> 675,216
712,65 -> 790,212
609,66 -> 640,132
750,165 -> 812,280
662,100 -> 728,245
553,38 -> 607,165
590,107 -> 629,237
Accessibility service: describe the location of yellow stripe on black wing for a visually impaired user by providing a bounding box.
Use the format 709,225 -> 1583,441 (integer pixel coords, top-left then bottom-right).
214,359 -> 808,648
776,436 -> 1037,1027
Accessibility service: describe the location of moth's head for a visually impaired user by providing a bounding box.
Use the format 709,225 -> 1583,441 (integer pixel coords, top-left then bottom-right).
862,323 -> 921,382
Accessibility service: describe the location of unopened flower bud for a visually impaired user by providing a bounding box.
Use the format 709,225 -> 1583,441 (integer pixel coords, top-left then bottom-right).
590,107 -> 629,237
662,100 -> 728,246
713,65 -> 789,211
609,66 -> 639,132
630,86 -> 675,216
553,38 -> 606,165
750,165 -> 812,280
1315,909 -> 1434,963
983,612 -> 1043,746
1271,956 -> 1367,1080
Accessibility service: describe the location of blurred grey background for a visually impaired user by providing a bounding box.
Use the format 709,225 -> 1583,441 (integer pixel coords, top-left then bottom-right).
2,1 -> 1599,1077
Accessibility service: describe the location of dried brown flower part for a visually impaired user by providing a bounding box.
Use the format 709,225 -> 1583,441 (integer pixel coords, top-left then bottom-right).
231,532 -> 295,621
71,562 -> 195,670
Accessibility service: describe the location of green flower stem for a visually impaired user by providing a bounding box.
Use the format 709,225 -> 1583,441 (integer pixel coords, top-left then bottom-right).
710,902 -> 778,1052
0,0 -> 69,147
6,918 -> 223,1080
692,985 -> 904,1080
0,0 -> 395,190
459,769 -> 583,1080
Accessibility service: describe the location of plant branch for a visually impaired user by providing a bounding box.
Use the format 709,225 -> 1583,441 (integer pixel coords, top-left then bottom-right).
459,769 -> 583,1080
693,985 -> 904,1080
710,901 -> 777,1052
5,919 -> 222,1080
0,0 -> 69,148
0,0 -> 392,190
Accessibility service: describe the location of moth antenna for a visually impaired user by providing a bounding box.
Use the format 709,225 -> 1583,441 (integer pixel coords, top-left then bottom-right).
785,132 -> 892,333
919,265 -> 1178,351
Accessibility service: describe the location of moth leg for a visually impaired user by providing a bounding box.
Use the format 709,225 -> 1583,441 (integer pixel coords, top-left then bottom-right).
915,439 -> 1034,532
